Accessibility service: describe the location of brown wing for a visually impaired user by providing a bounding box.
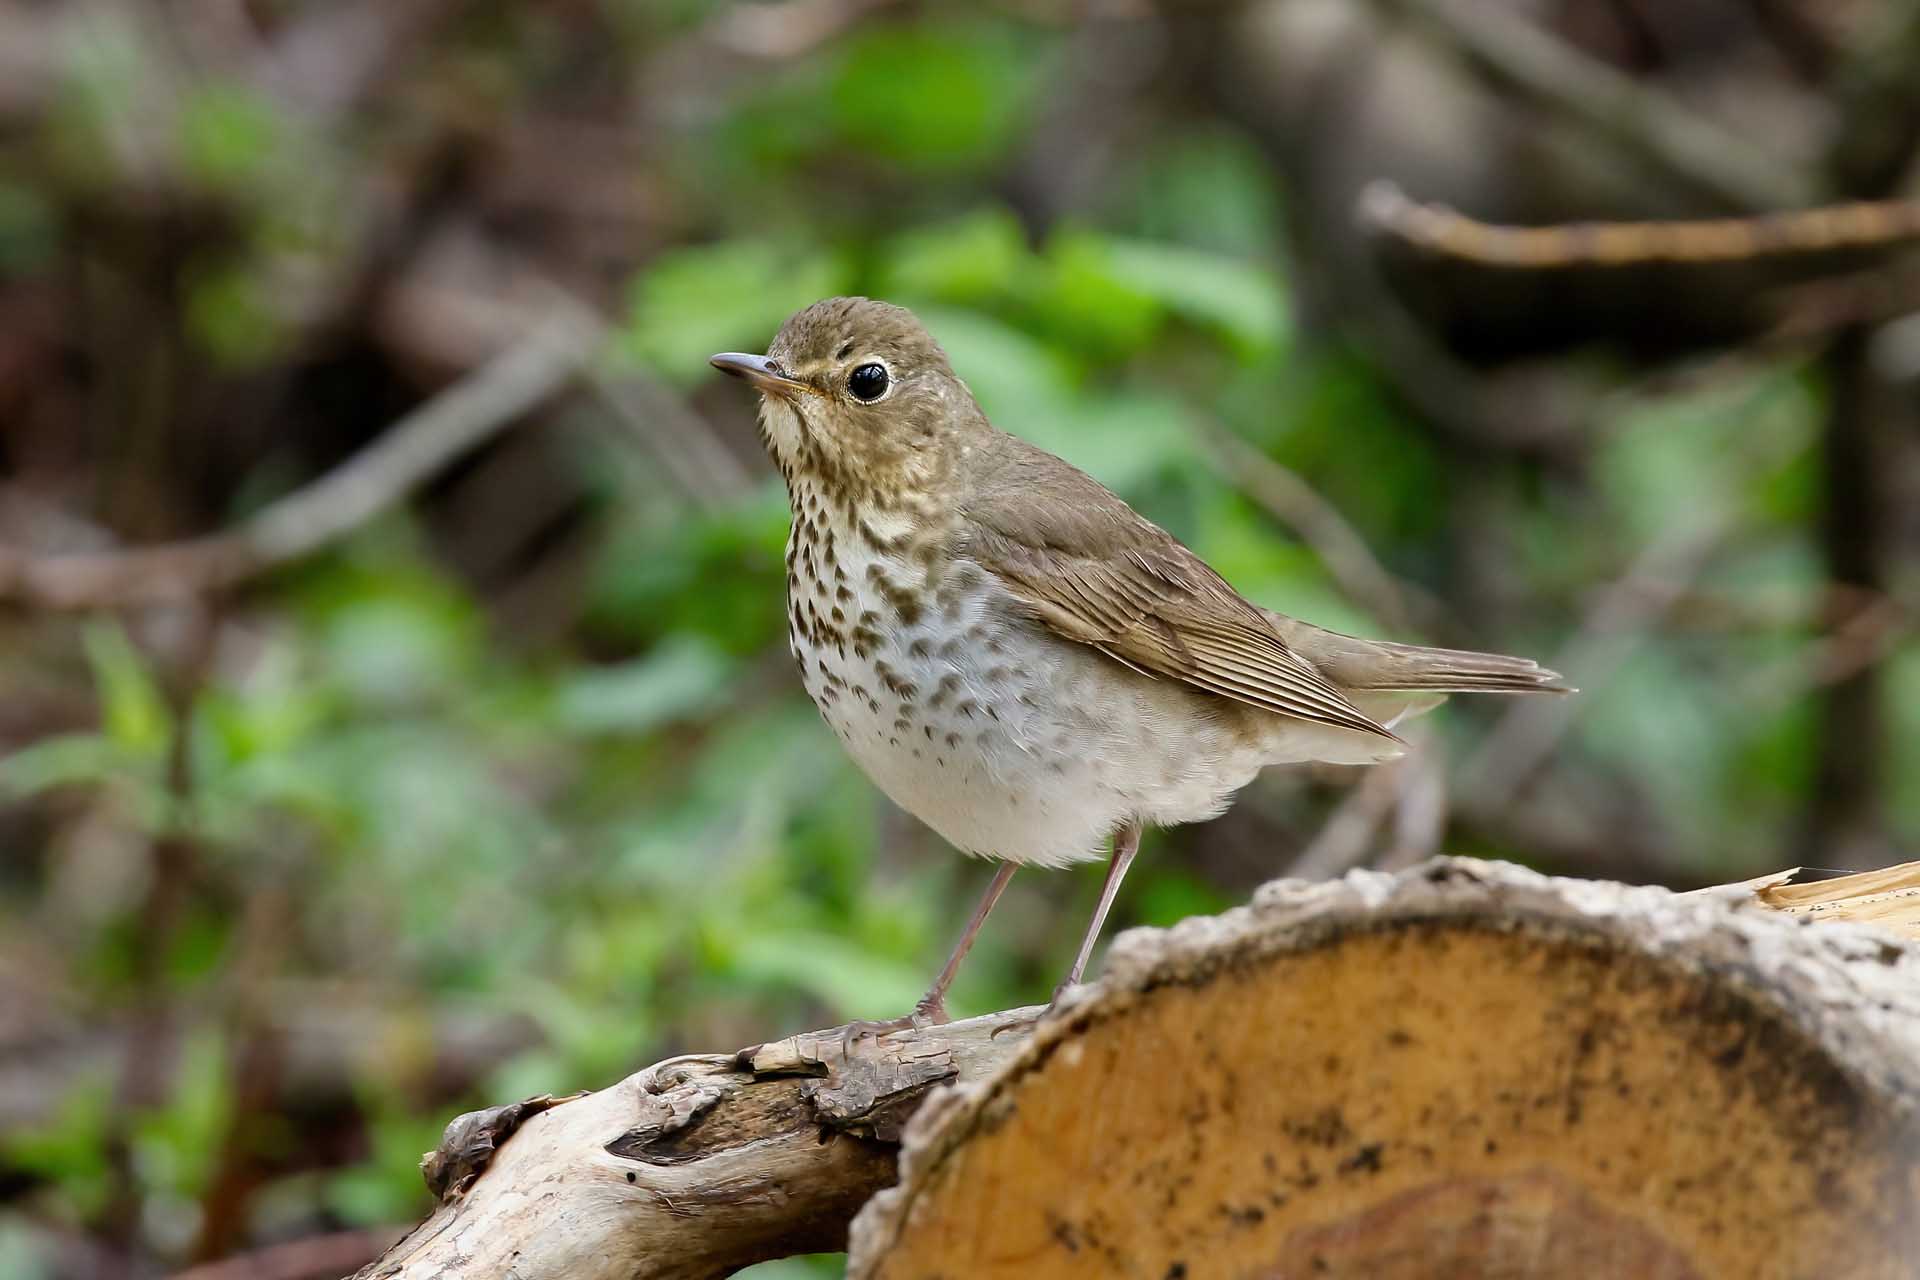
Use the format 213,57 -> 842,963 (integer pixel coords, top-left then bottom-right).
959,436 -> 1400,742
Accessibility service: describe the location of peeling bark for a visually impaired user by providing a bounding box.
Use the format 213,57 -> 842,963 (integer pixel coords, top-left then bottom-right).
355,1010 -> 1041,1280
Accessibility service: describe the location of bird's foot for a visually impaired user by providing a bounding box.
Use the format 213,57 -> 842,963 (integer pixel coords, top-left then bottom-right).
1047,979 -> 1084,1014
840,995 -> 950,1050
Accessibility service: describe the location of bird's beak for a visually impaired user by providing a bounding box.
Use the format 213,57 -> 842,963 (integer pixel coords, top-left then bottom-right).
709,352 -> 811,398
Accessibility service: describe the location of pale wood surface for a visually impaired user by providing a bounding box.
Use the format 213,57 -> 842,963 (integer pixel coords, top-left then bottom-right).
850,859 -> 1920,1278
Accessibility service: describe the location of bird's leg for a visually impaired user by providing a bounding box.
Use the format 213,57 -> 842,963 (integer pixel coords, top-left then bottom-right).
844,860 -> 1018,1044
1053,820 -> 1143,1004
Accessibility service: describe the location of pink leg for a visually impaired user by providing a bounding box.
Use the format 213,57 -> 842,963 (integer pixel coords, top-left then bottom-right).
846,861 -> 1018,1042
1057,820 -> 1143,998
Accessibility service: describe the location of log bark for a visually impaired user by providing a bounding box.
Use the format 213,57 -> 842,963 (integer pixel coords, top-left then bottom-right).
355,859 -> 1920,1279
355,1008 -> 1042,1280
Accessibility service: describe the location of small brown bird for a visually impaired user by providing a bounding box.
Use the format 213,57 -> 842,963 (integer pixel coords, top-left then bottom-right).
713,297 -> 1567,1032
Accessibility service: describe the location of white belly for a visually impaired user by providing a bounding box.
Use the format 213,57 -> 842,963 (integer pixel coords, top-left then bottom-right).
791,546 -> 1312,868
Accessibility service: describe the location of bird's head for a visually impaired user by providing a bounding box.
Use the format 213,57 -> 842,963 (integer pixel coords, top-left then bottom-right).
711,297 -> 980,505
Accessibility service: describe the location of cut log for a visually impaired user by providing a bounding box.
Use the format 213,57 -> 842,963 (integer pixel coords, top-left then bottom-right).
352,858 -> 1920,1279
849,858 -> 1920,1279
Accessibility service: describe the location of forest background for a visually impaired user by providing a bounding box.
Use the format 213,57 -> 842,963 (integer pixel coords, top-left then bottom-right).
1,1 -> 1917,1276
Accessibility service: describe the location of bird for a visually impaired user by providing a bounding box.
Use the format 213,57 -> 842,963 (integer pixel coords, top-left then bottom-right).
711,297 -> 1568,1034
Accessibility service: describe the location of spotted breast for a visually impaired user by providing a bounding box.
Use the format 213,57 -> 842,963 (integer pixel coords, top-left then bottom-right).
783,475 -> 1319,869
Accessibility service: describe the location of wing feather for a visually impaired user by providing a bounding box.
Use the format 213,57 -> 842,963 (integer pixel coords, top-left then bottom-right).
958,449 -> 1399,743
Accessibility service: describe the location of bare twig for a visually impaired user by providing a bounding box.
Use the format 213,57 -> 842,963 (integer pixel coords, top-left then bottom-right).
704,0 -> 901,60
1382,738 -> 1447,870
1461,514 -> 1733,811
1192,417 -> 1439,635
1372,0 -> 1820,211
1358,180 -> 1920,268
171,1227 -> 401,1280
0,315 -> 597,609
1286,762 -> 1402,881
583,363 -> 757,509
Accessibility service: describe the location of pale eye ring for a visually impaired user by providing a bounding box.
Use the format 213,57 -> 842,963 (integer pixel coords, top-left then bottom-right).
846,362 -> 889,402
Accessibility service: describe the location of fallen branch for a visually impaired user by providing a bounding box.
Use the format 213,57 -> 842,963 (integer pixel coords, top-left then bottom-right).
1192,415 -> 1439,635
0,314 -> 597,610
356,1008 -> 1041,1280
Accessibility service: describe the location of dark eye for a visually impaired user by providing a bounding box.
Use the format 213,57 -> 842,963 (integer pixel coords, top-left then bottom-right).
846,363 -> 889,402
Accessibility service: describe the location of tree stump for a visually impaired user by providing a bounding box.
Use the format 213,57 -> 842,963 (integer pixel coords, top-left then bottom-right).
849,859 -> 1920,1278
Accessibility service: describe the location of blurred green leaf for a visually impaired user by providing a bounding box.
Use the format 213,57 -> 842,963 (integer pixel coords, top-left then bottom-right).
827,21 -> 1048,173
177,84 -> 281,189
83,622 -> 171,756
130,1030 -> 231,1202
0,732 -> 145,797
552,638 -> 734,734
1090,235 -> 1289,357
624,241 -> 851,385
1,1076 -> 116,1218
876,208 -> 1030,303
0,182 -> 55,276
185,257 -> 282,368
727,929 -> 926,1017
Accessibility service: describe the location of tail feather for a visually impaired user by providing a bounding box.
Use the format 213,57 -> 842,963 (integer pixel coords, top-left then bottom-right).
1346,639 -> 1571,693
1267,614 -> 1574,695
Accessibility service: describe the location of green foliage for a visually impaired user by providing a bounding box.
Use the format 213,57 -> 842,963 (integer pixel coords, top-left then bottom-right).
0,181 -> 55,276
4,7 -> 1912,1276
625,241 -> 853,385
177,84 -> 283,190
2,1077 -> 117,1221
826,21 -> 1048,173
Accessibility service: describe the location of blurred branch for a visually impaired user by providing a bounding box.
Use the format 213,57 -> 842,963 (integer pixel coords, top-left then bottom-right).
1290,732 -> 1447,882
0,315 -> 598,609
1287,762 -> 1401,881
1764,260 -> 1920,346
1799,0 -> 1920,870
705,0 -> 902,60
1358,181 -> 1920,268
1461,513 -> 1734,812
583,364 -> 757,509
1192,415 -> 1439,635
1372,0 -> 1820,211
172,1227 -> 402,1280
1381,736 -> 1447,869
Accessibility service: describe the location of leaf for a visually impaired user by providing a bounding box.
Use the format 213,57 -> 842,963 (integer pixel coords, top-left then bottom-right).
82,622 -> 171,755
876,208 -> 1031,303
0,733 -> 143,797
177,83 -> 282,189
827,20 -> 1049,172
551,639 -> 734,735
623,240 -> 850,386
1091,234 -> 1291,356
728,930 -> 927,1017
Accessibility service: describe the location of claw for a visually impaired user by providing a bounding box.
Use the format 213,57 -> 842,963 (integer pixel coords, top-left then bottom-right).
840,995 -> 950,1051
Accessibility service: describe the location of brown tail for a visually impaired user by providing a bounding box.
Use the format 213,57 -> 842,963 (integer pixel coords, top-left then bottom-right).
1268,615 -> 1573,695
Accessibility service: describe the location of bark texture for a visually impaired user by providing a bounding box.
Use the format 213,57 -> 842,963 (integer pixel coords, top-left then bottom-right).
356,1009 -> 1041,1280
354,859 -> 1920,1279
